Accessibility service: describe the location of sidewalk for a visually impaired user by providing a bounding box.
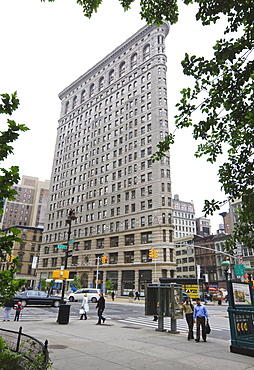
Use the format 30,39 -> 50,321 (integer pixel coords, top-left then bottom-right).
1,311 -> 254,370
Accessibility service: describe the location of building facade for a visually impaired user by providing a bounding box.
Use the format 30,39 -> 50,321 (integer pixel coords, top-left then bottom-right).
172,194 -> 196,239
196,216 -> 211,236
37,23 -> 176,295
0,175 -> 50,229
0,226 -> 43,288
175,235 -> 196,279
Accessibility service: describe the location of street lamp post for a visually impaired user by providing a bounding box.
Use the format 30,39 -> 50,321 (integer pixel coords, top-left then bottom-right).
61,209 -> 77,302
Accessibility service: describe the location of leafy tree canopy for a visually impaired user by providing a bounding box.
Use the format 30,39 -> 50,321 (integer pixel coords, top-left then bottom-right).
42,1 -> 253,253
0,92 -> 29,300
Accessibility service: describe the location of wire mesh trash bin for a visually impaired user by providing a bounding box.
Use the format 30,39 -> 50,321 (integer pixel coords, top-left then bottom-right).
57,304 -> 70,324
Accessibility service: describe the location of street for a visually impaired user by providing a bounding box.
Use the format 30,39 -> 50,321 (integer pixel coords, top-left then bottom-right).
2,300 -> 230,341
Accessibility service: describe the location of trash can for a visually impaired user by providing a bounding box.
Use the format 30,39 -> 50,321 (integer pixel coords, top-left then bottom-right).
57,304 -> 70,324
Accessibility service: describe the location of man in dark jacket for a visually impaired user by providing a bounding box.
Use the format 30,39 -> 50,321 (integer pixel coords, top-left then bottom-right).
96,293 -> 106,325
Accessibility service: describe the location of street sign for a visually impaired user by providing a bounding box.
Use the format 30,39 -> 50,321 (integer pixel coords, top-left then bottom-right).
57,244 -> 67,249
234,264 -> 245,276
69,239 -> 75,244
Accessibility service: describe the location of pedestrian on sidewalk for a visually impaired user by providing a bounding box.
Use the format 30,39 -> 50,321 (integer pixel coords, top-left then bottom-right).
181,297 -> 194,340
111,291 -> 115,301
193,298 -> 209,342
80,293 -> 89,320
3,298 -> 14,321
14,301 -> 24,321
134,290 -> 140,300
96,293 -> 106,325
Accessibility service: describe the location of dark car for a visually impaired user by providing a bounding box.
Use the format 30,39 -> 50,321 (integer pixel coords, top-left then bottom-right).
13,290 -> 62,307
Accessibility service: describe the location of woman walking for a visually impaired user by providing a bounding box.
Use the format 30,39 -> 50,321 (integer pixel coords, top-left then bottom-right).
80,293 -> 89,320
182,297 -> 194,340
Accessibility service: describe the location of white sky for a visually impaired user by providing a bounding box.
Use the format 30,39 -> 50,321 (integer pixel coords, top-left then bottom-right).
0,0 -> 229,231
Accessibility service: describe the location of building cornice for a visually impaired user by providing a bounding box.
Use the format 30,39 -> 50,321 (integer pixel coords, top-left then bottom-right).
59,23 -> 169,100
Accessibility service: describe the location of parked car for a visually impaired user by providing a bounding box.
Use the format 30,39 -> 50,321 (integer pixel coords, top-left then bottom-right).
67,288 -> 100,303
13,290 -> 62,307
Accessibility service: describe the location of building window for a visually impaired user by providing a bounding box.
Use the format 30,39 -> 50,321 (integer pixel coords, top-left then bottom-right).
143,44 -> 150,60
109,69 -> 114,83
125,234 -> 135,246
90,83 -> 95,97
51,258 -> 57,267
96,238 -> 104,249
42,258 -> 48,267
141,250 -> 151,263
110,236 -> 119,248
99,76 -> 104,91
131,53 -> 137,68
141,231 -> 152,244
109,253 -> 118,264
119,62 -> 125,77
124,251 -> 134,263
72,256 -> 78,265
141,216 -> 145,227
84,240 -> 91,250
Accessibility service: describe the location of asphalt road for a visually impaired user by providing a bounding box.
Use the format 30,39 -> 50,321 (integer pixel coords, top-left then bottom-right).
2,301 -> 230,341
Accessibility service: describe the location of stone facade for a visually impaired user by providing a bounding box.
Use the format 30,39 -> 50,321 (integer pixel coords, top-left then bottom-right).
37,23 -> 175,295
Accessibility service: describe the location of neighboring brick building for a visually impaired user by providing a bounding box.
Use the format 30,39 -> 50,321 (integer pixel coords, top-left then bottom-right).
37,23 -> 176,295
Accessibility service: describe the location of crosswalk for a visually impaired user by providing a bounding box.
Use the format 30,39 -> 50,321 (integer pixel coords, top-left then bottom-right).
119,316 -> 230,334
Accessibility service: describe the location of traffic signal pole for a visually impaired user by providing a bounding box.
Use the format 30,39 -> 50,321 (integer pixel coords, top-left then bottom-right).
61,209 -> 77,303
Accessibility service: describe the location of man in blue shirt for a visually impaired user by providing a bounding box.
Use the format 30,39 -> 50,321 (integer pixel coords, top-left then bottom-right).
193,298 -> 209,342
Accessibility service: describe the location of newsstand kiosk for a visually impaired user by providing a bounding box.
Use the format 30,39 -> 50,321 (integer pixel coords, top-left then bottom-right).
225,271 -> 254,357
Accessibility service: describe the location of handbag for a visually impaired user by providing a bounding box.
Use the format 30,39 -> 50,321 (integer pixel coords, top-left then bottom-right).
79,309 -> 85,315
205,322 -> 211,334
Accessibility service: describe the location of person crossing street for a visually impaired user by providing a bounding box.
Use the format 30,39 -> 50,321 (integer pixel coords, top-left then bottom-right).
193,298 -> 209,342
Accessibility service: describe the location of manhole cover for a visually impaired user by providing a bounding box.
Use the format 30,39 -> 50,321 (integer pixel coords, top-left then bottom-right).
49,345 -> 68,349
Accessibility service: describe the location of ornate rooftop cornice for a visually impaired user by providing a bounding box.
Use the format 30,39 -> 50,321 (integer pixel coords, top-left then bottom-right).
59,22 -> 169,101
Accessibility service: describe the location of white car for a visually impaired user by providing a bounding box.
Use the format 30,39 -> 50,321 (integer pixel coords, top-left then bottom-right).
67,288 -> 100,303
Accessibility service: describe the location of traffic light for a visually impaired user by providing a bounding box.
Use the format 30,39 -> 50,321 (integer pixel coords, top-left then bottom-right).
149,249 -> 154,258
153,249 -> 158,259
7,255 -> 14,262
52,269 -> 61,279
101,256 -> 107,264
62,270 -> 70,279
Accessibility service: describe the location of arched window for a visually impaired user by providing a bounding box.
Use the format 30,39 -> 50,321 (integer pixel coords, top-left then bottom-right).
143,44 -> 150,60
72,96 -> 77,109
119,62 -> 125,77
99,77 -> 104,91
90,83 -> 95,97
109,69 -> 114,84
65,101 -> 69,114
131,53 -> 137,68
81,90 -> 86,103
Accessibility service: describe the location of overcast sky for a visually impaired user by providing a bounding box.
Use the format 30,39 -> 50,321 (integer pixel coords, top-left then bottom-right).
0,0 -> 229,231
